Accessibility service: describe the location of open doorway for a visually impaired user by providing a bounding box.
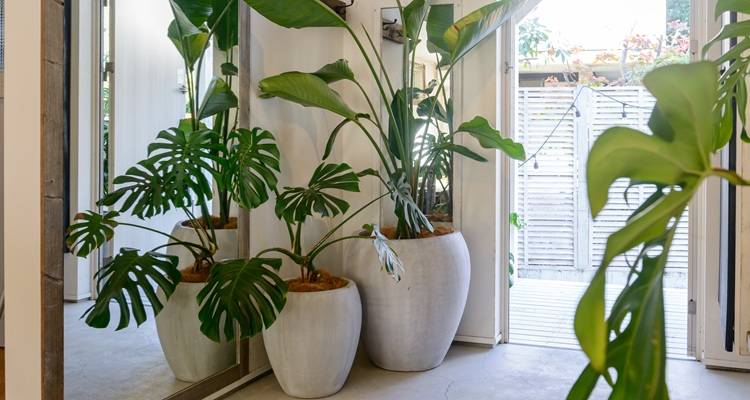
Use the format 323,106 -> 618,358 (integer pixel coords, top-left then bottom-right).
507,0 -> 692,358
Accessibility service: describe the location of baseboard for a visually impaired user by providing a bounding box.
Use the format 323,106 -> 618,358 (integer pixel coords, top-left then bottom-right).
64,293 -> 91,302
454,333 -> 502,347
207,363 -> 272,400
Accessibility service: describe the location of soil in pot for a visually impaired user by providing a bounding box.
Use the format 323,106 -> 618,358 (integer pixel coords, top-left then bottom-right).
287,270 -> 348,292
180,216 -> 237,229
379,224 -> 454,240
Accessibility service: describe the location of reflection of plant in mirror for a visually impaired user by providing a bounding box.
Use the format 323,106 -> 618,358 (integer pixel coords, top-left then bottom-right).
67,0 -> 284,335
245,0 -> 527,239
567,34 -> 750,400
197,163 -> 403,341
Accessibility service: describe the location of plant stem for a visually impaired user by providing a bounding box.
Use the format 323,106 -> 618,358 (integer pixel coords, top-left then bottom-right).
309,192 -> 390,254
353,119 -> 395,177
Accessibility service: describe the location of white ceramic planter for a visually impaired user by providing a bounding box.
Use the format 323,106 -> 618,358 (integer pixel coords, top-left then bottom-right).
155,222 -> 238,383
263,279 -> 362,398
346,232 -> 470,372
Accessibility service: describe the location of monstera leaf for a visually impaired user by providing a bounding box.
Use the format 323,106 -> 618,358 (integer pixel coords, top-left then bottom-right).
443,0 -> 526,65
67,211 -> 120,258
569,62 -> 750,399
364,224 -> 405,282
388,172 -> 433,235
259,72 -> 358,120
198,258 -> 287,342
99,162 -> 176,218
704,0 -> 750,146
228,127 -> 281,210
276,163 -> 360,223
83,248 -> 181,330
147,127 -> 223,204
242,0 -> 346,29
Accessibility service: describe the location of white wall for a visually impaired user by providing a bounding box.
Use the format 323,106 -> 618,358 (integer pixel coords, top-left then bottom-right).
248,15 -> 347,278
4,0 -> 43,398
66,0 -> 95,301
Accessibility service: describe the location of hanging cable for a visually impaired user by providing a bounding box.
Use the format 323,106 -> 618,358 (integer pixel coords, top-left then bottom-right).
518,85 -> 650,168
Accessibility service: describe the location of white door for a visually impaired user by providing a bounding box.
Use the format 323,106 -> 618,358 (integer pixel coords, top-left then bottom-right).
110,0 -> 188,263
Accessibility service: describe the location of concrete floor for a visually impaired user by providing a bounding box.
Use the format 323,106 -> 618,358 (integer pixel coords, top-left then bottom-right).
228,344 -> 750,400
64,301 -> 192,400
66,299 -> 750,400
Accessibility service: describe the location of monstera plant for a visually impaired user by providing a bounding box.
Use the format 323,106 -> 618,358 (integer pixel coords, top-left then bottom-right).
568,1 -> 750,397
247,0 -> 526,239
66,0 -> 283,333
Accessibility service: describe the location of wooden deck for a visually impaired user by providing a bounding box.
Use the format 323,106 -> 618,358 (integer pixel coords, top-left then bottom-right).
509,278 -> 689,358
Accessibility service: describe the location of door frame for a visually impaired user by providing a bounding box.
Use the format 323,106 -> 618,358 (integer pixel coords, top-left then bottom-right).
498,0 -> 711,355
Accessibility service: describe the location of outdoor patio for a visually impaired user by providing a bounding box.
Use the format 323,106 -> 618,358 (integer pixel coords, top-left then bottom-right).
509,278 -> 689,358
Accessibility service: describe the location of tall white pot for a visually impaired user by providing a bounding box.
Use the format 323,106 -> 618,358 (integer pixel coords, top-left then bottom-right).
263,280 -> 362,398
346,232 -> 470,372
155,222 -> 238,382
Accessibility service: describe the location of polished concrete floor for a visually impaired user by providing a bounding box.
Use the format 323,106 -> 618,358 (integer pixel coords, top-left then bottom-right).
64,301 -> 191,400
228,344 -> 750,400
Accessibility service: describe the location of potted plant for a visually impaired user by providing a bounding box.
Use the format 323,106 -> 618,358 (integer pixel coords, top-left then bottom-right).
196,162 -> 403,398
241,0 -> 526,371
66,0 -> 284,382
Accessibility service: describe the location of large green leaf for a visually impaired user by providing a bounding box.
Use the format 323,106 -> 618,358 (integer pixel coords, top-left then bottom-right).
570,62 -> 743,398
259,72 -> 358,120
704,0 -> 750,146
275,163 -> 360,223
198,258 -> 287,342
242,0 -> 346,28
456,116 -> 525,161
67,211 -> 119,258
147,128 -> 223,204
208,0 -> 239,51
228,128 -> 281,210
388,171 -> 433,234
83,249 -> 181,330
313,59 -> 355,83
403,0 -> 430,41
168,0 -> 210,69
716,0 -> 750,15
426,3 -> 453,56
389,89 -> 427,161
173,0 -> 212,25
443,0 -> 525,64
99,161 -> 176,218
198,77 -> 238,120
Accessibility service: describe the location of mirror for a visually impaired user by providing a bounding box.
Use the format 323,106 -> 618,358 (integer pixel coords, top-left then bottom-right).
381,4 -> 456,226
63,1 -> 252,399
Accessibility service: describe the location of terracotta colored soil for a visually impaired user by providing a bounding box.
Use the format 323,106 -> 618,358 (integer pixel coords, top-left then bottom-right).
288,271 -> 348,292
380,224 -> 454,240
180,258 -> 212,283
181,216 -> 237,230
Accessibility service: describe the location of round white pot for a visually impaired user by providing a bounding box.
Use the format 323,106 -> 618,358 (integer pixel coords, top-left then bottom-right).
155,222 -> 238,383
263,279 -> 362,398
345,232 -> 470,372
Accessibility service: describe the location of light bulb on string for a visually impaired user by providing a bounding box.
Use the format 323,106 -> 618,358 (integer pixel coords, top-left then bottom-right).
621,104 -> 628,119
573,105 -> 581,118
533,156 -> 539,170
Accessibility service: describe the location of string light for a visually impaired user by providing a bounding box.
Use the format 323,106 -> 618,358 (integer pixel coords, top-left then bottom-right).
519,85 -> 648,169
